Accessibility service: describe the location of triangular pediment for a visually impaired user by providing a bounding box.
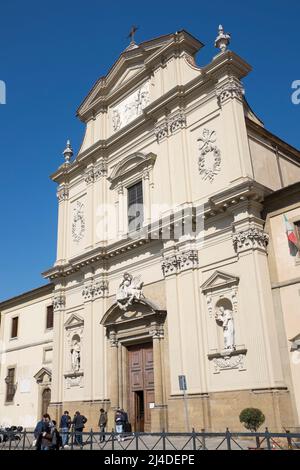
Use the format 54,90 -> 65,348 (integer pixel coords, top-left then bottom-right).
34,367 -> 52,384
104,64 -> 144,95
64,313 -> 84,329
201,270 -> 239,293
77,30 -> 203,120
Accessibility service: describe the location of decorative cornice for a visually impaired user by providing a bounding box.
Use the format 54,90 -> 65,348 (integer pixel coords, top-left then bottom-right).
216,78 -> 244,106
232,227 -> 269,253
155,111 -> 186,142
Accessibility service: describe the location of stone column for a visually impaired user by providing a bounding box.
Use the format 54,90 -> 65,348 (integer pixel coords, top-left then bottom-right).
82,272 -> 94,401
152,324 -> 164,405
109,331 -> 119,409
48,288 -> 65,422
117,184 -> 124,238
84,165 -> 94,250
143,169 -> 151,225
56,184 -> 68,263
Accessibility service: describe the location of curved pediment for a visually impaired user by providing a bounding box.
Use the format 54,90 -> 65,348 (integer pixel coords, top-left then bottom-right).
101,298 -> 164,327
108,152 -> 156,187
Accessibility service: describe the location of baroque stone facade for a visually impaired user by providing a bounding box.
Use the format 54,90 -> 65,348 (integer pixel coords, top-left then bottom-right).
1,28 -> 300,433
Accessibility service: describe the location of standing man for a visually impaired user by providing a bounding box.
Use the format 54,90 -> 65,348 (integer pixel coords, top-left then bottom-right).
115,408 -> 124,442
60,410 -> 71,448
72,411 -> 87,447
98,408 -> 107,443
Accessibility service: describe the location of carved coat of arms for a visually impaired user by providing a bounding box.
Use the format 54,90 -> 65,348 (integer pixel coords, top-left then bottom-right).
116,272 -> 144,310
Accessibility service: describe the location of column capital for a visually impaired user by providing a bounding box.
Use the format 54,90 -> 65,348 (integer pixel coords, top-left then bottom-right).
109,331 -> 119,347
53,292 -> 66,311
232,227 -> 269,253
216,77 -> 244,107
150,323 -> 164,339
56,184 -> 69,202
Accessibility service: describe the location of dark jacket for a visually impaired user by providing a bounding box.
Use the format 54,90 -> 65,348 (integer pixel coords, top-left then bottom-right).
72,414 -> 87,430
60,414 -> 71,429
98,412 -> 107,427
51,427 -> 61,450
115,411 -> 125,424
34,420 -> 45,439
40,423 -> 52,448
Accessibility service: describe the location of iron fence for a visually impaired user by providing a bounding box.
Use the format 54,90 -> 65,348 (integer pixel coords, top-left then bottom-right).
0,428 -> 300,451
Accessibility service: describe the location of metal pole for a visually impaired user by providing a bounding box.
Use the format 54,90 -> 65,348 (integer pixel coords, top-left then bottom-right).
183,390 -> 190,432
226,428 -> 231,450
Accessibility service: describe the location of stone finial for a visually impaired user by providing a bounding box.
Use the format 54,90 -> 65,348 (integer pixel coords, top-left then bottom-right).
214,25 -> 231,52
62,139 -> 73,164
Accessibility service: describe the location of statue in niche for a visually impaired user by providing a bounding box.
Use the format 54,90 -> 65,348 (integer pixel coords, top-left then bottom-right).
116,272 -> 144,311
71,337 -> 81,372
215,305 -> 235,352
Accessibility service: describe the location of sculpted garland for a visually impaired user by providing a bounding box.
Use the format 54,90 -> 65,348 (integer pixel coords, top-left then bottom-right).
197,129 -> 221,182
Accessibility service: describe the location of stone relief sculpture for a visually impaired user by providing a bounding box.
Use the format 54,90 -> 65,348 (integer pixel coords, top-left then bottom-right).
70,336 -> 81,372
215,305 -> 235,352
197,128 -> 221,182
111,82 -> 150,132
112,109 -> 121,132
116,272 -> 144,310
72,201 -> 85,243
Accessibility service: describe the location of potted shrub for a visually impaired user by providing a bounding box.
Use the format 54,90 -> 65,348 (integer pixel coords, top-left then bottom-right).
239,408 -> 265,449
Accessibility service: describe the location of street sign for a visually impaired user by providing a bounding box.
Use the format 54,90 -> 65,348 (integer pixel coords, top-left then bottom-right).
178,375 -> 187,391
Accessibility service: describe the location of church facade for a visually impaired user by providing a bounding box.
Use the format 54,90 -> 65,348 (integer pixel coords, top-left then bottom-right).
1,28 -> 300,432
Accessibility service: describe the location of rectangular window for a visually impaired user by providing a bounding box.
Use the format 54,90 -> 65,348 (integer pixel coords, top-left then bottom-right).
46,305 -> 54,330
128,181 -> 143,232
11,317 -> 19,339
6,367 -> 15,402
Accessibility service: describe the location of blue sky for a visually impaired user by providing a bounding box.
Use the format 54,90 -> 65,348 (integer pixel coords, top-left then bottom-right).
0,0 -> 299,301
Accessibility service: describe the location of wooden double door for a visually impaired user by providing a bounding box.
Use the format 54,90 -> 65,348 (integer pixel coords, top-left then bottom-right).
128,342 -> 154,432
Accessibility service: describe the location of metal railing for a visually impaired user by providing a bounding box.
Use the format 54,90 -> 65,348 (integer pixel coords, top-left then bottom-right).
0,428 -> 300,450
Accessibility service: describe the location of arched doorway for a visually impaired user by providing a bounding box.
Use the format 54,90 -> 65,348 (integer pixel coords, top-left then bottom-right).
42,388 -> 51,416
101,299 -> 167,432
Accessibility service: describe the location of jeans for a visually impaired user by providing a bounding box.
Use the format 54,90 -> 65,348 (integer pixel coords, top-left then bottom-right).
99,425 -> 106,442
116,423 -> 123,439
41,445 -> 49,450
61,427 -> 69,447
75,428 -> 83,446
